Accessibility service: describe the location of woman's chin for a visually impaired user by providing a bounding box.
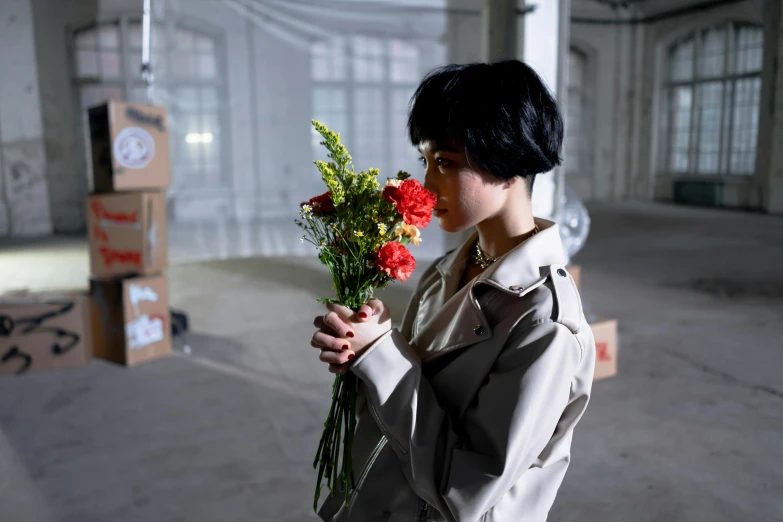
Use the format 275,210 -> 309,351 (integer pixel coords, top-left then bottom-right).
436,214 -> 471,233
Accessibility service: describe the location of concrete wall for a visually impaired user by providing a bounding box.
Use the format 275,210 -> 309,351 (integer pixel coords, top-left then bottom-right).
30,0 -> 99,235
0,0 -> 52,237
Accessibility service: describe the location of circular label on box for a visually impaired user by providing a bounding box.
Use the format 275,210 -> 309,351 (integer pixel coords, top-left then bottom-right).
113,127 -> 155,170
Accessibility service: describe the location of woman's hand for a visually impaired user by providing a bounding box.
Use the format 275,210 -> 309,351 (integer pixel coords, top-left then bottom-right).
311,299 -> 392,375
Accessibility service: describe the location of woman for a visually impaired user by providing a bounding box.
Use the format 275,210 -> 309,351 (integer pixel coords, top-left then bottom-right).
311,60 -> 596,522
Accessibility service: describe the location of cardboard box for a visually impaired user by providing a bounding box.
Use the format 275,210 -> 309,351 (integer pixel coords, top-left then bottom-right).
90,274 -> 171,366
0,292 -> 91,376
87,192 -> 167,279
590,317 -> 618,380
567,265 -> 581,290
88,100 -> 170,192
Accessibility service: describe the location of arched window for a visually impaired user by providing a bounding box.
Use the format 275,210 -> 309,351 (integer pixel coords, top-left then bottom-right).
310,36 -> 421,181
72,18 -> 228,191
663,23 -> 763,176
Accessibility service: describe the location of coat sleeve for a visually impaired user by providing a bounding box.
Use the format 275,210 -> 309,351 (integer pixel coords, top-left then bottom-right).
349,320 -> 585,522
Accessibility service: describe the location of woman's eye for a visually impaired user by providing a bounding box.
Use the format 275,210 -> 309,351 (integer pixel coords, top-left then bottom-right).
418,156 -> 427,167
437,158 -> 449,167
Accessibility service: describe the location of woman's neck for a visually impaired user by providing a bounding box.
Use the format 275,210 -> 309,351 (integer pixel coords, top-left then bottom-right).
475,209 -> 537,259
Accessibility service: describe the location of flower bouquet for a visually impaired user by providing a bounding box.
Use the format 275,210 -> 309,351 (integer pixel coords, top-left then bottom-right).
297,121 -> 437,512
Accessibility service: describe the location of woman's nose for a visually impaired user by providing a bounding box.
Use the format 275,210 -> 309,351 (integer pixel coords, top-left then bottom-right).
423,170 -> 438,196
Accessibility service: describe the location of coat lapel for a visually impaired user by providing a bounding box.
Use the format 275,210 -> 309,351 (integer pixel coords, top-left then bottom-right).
410,280 -> 492,364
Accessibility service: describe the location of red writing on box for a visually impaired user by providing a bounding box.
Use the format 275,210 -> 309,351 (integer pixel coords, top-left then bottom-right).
91,200 -> 143,269
99,245 -> 141,267
596,342 -> 612,362
90,200 -> 139,224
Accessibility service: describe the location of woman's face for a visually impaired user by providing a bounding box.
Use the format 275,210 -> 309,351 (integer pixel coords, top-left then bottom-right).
418,139 -> 508,233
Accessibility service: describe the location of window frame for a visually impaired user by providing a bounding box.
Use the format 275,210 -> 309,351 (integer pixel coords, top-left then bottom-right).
68,14 -> 232,193
310,35 -> 421,182
661,21 -> 763,181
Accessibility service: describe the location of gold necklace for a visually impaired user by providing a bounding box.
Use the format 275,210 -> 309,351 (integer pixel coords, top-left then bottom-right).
471,225 -> 540,269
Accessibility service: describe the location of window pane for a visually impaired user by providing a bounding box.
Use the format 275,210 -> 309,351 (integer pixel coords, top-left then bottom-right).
354,88 -> 385,171
566,49 -> 588,177
100,51 -> 121,78
353,36 -> 385,82
392,87 -> 418,174
390,40 -> 419,84
669,38 -> 694,82
729,77 -> 760,174
75,28 -> 96,48
176,28 -> 194,50
129,22 -> 143,49
175,87 -> 200,111
203,138 -> 219,167
670,87 -> 692,172
198,53 -> 216,79
311,38 -> 347,81
173,54 -> 197,77
312,87 -> 348,151
97,24 -> 119,49
80,85 -> 124,109
202,113 -> 221,135
129,87 -> 149,104
76,49 -> 99,77
128,51 -> 142,77
734,25 -> 763,74
201,87 -> 219,111
696,82 -> 723,173
196,35 -> 215,52
178,113 -> 202,135
698,27 -> 726,78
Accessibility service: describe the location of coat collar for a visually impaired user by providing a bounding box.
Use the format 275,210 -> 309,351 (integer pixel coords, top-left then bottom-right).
435,218 -> 567,295
410,218 -> 567,365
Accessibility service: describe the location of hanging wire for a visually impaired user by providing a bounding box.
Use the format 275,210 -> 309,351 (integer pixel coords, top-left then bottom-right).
141,0 -> 154,103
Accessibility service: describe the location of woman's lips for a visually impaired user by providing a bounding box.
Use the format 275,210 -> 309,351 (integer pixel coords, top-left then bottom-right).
434,209 -> 447,217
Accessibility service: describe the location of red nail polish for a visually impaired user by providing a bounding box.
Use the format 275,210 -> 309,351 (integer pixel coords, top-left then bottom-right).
343,345 -> 350,351
348,354 -> 355,360
346,331 -> 355,338
358,312 -> 367,319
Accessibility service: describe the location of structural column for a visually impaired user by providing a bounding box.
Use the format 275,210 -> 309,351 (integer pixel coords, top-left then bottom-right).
758,0 -> 783,214
0,0 -> 52,237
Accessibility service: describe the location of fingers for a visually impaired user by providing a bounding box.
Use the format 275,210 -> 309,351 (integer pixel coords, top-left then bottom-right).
319,349 -> 354,366
368,299 -> 384,317
322,311 -> 354,339
356,299 -> 384,322
311,331 -> 351,353
312,315 -> 336,334
355,304 -> 373,322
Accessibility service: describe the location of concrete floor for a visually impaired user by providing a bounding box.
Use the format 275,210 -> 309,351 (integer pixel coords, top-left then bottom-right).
0,202 -> 781,521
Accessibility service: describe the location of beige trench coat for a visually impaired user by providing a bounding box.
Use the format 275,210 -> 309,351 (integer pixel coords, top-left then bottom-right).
317,218 -> 596,522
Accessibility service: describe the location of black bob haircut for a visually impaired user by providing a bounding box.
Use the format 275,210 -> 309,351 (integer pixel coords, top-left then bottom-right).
407,60 -> 564,196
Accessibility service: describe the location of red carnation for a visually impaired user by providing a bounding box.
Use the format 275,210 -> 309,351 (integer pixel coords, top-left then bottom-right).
383,179 -> 437,228
302,191 -> 335,214
375,241 -> 416,282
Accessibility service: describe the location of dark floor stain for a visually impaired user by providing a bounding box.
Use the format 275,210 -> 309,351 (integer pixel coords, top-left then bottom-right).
674,278 -> 783,300
41,385 -> 92,414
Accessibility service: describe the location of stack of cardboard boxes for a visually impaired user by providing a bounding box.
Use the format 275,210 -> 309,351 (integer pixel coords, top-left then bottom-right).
86,101 -> 172,367
0,100 -> 175,376
567,265 -> 619,381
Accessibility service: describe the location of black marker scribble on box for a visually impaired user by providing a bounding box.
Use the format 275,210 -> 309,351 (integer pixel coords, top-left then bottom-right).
0,301 -> 82,374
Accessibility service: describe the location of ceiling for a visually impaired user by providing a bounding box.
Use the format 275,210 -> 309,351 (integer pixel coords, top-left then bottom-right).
576,0 -> 746,18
